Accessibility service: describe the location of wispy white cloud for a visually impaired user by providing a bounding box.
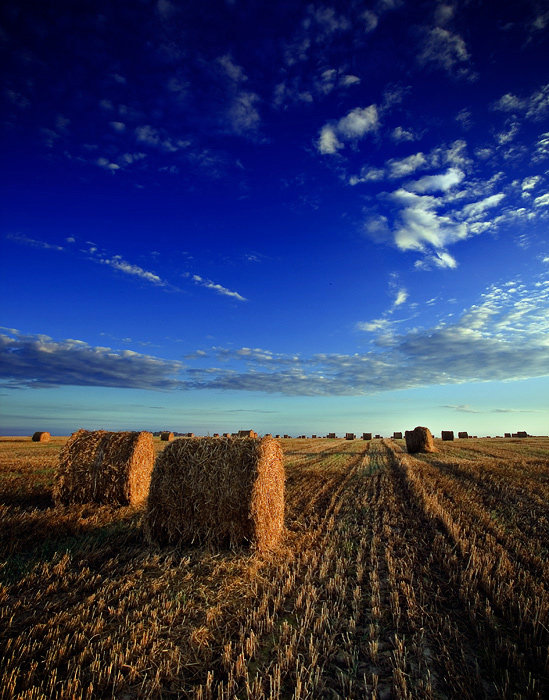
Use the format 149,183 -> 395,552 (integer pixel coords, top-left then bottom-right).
186,273 -> 247,301
417,27 -> 474,79
100,256 -> 165,286
492,82 -> 549,121
317,105 -> 378,154
7,233 -> 64,251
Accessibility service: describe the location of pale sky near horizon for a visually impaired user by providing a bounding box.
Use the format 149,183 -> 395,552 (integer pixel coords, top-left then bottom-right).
1,0 -> 548,436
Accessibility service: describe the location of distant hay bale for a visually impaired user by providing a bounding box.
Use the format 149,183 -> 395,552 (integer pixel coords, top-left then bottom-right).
458,431 -> 469,439
145,436 -> 284,551
32,431 -> 51,443
223,433 -> 231,438
185,433 -> 195,438
161,432 -> 174,442
237,430 -> 257,438
312,434 -> 317,439
213,433 -> 220,437
345,433 -> 355,440
375,434 -> 381,439
363,433 -> 372,440
405,426 -> 436,454
393,432 -> 403,439
441,431 -> 454,441
53,430 -> 155,506
517,431 -> 528,438
283,434 -> 289,439
327,433 -> 336,439
504,433 -> 511,438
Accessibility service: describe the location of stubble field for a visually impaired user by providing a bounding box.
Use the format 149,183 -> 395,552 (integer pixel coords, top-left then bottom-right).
0,434 -> 548,699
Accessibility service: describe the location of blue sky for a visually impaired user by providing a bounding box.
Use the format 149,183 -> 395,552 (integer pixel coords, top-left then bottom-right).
1,0 -> 548,436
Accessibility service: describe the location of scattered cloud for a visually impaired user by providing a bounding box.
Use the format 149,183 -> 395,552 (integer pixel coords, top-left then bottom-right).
7,233 -> 63,251
317,105 -> 378,154
417,27 -> 474,79
3,278 -> 548,395
100,256 -> 166,286
0,331 -> 183,390
492,82 -> 549,121
186,273 -> 247,301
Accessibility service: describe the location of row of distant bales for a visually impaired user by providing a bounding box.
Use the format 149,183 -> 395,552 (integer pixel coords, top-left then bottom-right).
31,429 -> 531,442
30,427 -> 532,551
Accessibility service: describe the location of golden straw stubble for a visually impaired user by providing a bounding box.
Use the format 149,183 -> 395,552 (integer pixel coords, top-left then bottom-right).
53,429 -> 155,506
145,436 -> 285,551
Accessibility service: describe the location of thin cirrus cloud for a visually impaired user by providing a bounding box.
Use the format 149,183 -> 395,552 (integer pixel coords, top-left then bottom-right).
7,233 -> 170,288
185,273 -> 248,302
3,277 -> 547,396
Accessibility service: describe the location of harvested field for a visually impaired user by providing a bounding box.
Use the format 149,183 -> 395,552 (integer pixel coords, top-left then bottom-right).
0,435 -> 548,699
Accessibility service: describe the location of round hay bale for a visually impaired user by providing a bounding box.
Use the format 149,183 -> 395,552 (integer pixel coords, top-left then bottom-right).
362,433 -> 372,440
161,431 -> 175,441
405,426 -> 436,454
393,432 -> 403,439
145,436 -> 285,551
53,430 -> 155,506
458,431 -> 469,439
32,431 -> 51,442
441,430 -> 454,441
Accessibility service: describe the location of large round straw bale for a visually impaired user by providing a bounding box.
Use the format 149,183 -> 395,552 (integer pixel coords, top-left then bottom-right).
405,426 -> 436,454
161,431 -> 174,441
32,431 -> 51,442
145,436 -> 285,551
441,430 -> 454,441
53,430 -> 155,506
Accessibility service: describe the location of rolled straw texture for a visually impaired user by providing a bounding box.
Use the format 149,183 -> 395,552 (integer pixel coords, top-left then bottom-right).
161,432 -> 174,441
145,436 -> 285,551
405,426 -> 436,454
32,432 -> 51,442
53,429 -> 155,506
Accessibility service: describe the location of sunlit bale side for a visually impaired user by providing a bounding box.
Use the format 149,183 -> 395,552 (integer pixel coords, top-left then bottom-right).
145,436 -> 285,551
53,429 -> 155,506
32,432 -> 51,442
160,432 -> 174,441
441,431 -> 454,441
237,429 -> 257,438
405,426 -> 436,454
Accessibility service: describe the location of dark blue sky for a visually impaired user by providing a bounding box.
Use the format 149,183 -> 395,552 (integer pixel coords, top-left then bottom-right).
1,0 -> 548,435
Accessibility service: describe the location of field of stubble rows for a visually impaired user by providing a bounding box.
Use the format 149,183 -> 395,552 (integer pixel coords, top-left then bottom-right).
0,435 -> 548,700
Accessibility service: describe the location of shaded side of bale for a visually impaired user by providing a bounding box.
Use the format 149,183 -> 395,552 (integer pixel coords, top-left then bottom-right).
441,431 -> 454,441
327,433 -> 336,439
505,433 -> 511,438
405,426 -> 436,454
145,436 -> 284,551
161,432 -> 174,441
363,433 -> 372,440
517,431 -> 528,438
345,433 -> 355,440
458,431 -> 469,439
53,430 -> 155,506
393,432 -> 403,439
32,431 -> 51,442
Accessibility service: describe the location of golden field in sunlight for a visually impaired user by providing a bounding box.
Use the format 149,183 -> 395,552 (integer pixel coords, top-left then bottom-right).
1,435 -> 548,699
